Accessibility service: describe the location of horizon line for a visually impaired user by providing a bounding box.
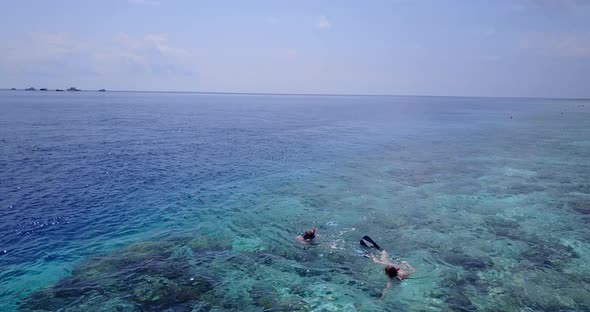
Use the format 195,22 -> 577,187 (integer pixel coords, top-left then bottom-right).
1,88 -> 589,101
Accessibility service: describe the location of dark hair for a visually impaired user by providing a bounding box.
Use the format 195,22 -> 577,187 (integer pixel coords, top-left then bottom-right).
385,265 -> 398,278
303,230 -> 315,240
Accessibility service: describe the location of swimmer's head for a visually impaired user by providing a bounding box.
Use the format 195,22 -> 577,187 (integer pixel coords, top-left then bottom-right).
385,265 -> 399,278
303,229 -> 316,240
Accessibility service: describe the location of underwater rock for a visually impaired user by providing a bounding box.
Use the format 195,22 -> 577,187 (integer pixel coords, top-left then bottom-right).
570,200 -> 590,214
21,289 -> 140,312
445,292 -> 477,312
298,194 -> 331,209
52,278 -> 99,298
519,242 -> 578,269
72,240 -> 178,279
441,249 -> 493,270
190,302 -> 213,312
231,237 -> 266,252
250,283 -> 281,310
187,235 -> 231,251
188,237 -> 211,250
367,288 -> 382,298
446,291 -> 476,312
438,270 -> 473,289
20,237 -> 222,311
19,289 -> 64,311
463,272 -> 480,285
432,271 -> 479,311
249,282 -> 309,311
429,285 -> 477,312
507,183 -> 544,195
73,293 -> 140,312
519,289 -> 578,312
484,216 -> 520,229
127,266 -> 213,306
190,276 -> 216,295
133,276 -> 172,303
386,168 -> 436,187
293,266 -> 323,277
274,296 -> 309,312
483,216 -> 525,240
170,245 -> 198,266
255,253 -> 277,266
569,287 -> 590,311
498,270 -> 590,312
323,252 -> 351,266
491,228 -> 523,240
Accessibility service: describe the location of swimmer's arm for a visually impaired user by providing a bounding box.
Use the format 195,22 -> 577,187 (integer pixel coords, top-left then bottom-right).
400,261 -> 416,274
370,254 -> 380,264
380,250 -> 389,263
381,280 -> 393,299
371,251 -> 389,265
370,254 -> 387,265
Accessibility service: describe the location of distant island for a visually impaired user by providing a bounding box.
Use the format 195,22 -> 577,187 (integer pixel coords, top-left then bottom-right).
5,87 -> 111,92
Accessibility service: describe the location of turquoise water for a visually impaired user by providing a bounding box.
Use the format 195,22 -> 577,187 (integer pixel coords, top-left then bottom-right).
1,91 -> 589,311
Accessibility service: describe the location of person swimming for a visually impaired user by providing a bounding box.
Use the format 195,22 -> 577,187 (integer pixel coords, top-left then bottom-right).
360,236 -> 416,297
296,228 -> 317,242
370,250 -> 416,281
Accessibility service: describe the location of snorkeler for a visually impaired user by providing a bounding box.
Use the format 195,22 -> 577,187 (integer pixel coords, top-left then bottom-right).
360,236 -> 416,297
296,228 -> 317,242
370,250 -> 416,281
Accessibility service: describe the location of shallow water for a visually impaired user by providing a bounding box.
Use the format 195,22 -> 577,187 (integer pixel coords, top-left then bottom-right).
1,91 -> 589,311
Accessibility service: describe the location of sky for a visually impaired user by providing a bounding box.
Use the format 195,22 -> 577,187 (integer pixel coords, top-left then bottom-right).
0,0 -> 589,98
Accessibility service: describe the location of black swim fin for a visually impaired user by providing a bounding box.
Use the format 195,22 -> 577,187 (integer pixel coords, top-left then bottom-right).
360,236 -> 382,251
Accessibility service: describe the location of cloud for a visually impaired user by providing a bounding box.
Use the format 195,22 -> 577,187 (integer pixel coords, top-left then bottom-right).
148,35 -> 187,54
317,15 -> 331,30
100,33 -> 193,75
520,32 -> 590,57
128,0 -> 160,5
0,32 -> 195,78
0,32 -> 96,76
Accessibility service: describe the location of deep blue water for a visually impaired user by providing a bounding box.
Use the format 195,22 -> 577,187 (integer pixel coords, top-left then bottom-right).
1,91 -> 589,311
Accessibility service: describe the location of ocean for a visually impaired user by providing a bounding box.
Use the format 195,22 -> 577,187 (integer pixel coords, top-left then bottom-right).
0,91 -> 589,311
